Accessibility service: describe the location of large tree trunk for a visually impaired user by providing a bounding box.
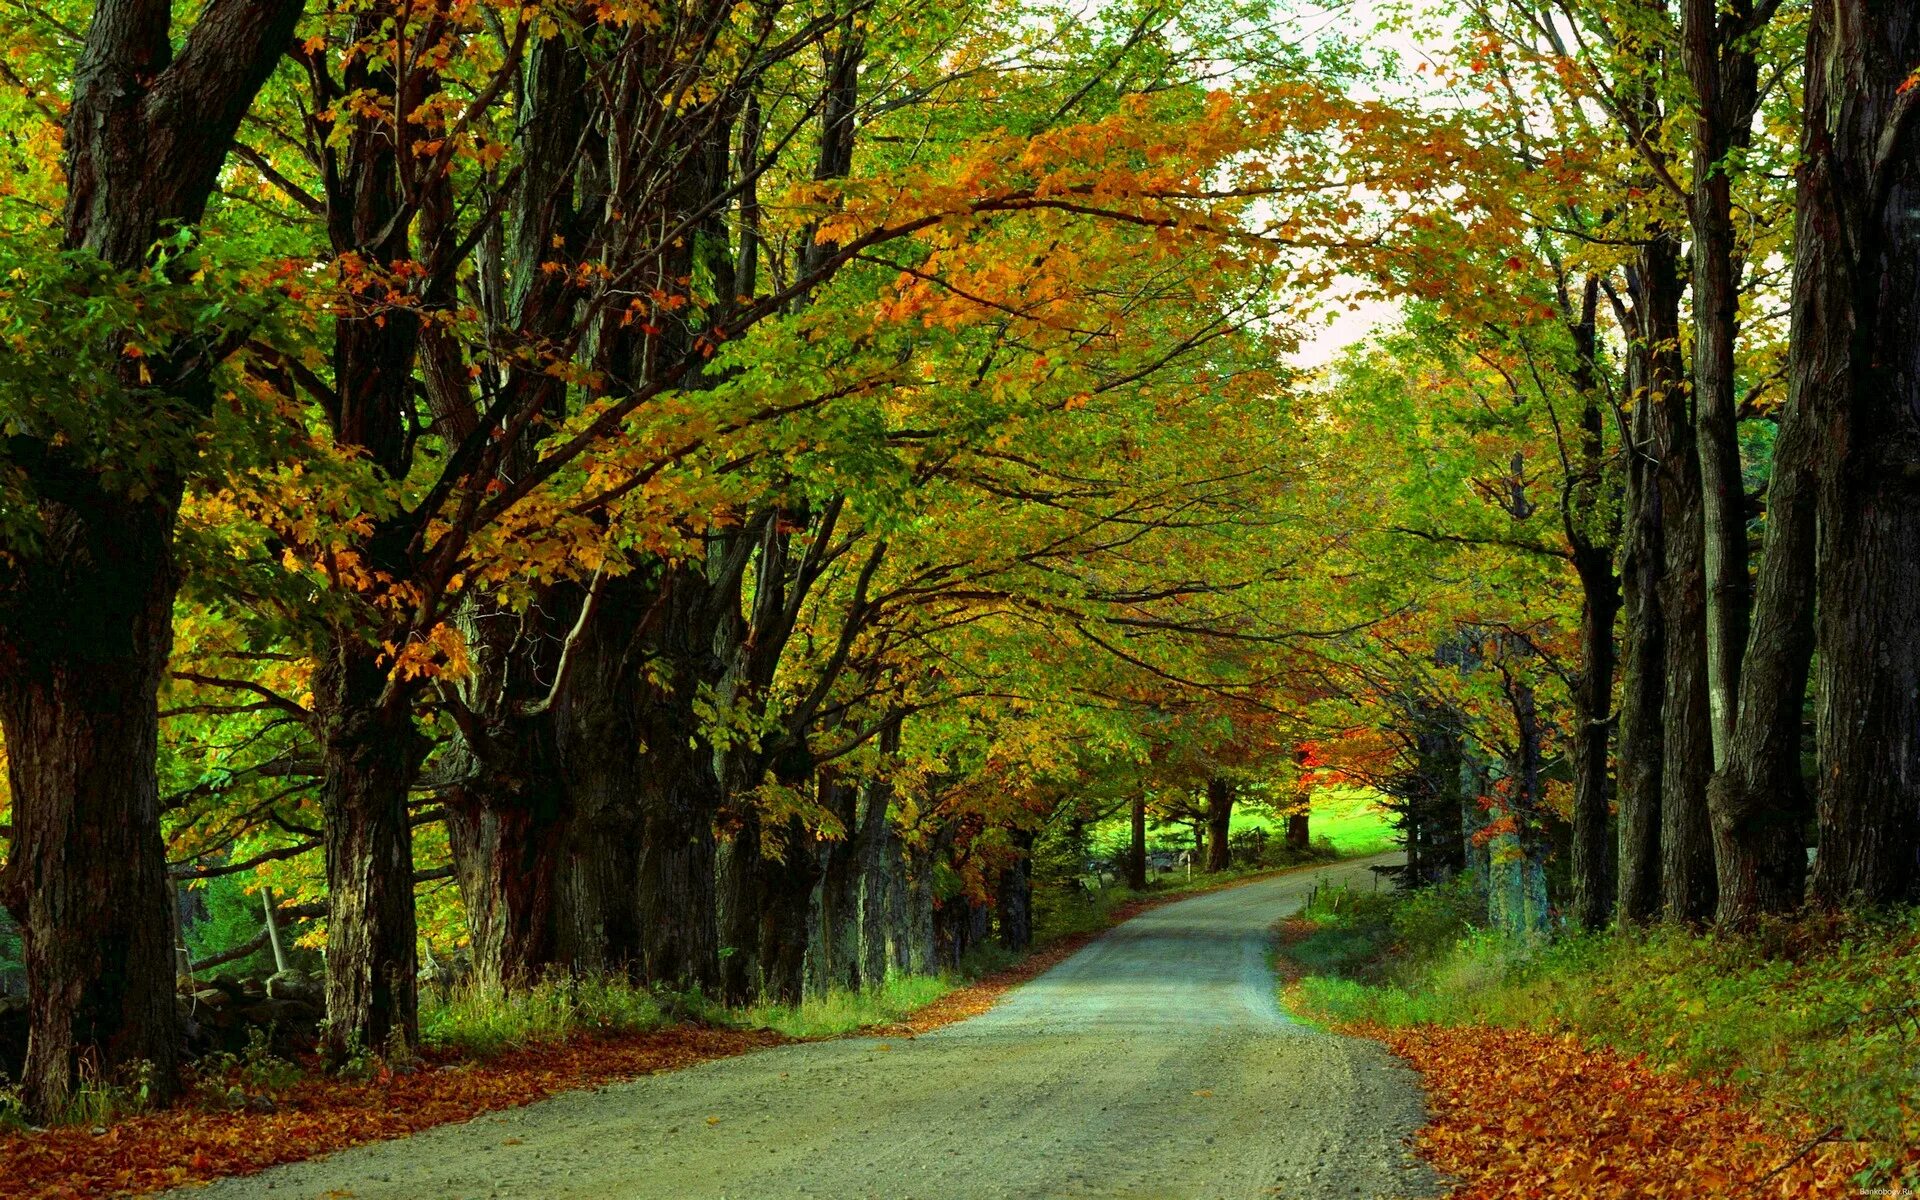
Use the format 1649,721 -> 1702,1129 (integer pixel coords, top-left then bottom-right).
1565,277 -> 1621,932
757,817 -> 822,1003
631,747 -> 722,990
1286,808 -> 1310,852
548,572 -> 653,975
1617,233 -> 1682,924
1569,547 -> 1621,930
880,823 -> 913,977
1653,340 -> 1718,923
902,838 -> 938,977
311,9 -> 442,1055
1681,0 -> 1762,766
1805,0 -> 1920,908
996,829 -> 1035,952
445,743 -> 567,991
0,512 -> 181,1114
316,639 -> 426,1061
1708,361 -> 1818,922
810,772 -> 865,995
1126,796 -> 1148,889
1490,659 -> 1552,935
440,591 -> 573,990
716,816 -> 763,1005
859,784 -> 901,988
0,0 -> 302,1117
1204,778 -> 1234,872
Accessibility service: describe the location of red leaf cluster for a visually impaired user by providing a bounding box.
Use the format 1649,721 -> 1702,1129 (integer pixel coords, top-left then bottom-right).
1364,1022 -> 1872,1197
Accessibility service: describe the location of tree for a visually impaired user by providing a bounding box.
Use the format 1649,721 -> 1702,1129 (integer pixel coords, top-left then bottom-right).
1205,778 -> 1235,872
1802,0 -> 1920,908
0,0 -> 303,1116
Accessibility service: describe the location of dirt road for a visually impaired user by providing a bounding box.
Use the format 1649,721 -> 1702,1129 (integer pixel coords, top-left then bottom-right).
190,856 -> 1443,1199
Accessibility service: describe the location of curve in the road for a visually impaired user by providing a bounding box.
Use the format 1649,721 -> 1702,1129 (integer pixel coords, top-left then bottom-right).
185,855 -> 1445,1200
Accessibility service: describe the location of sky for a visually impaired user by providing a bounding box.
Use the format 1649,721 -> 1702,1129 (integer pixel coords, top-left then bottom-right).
1290,296 -> 1402,370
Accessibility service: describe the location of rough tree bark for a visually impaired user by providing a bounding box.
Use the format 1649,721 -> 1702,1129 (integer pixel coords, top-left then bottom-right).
315,644 -> 426,1060
1616,232 -> 1684,924
858,720 -> 906,986
311,19 -> 442,1056
1204,778 -> 1235,872
1653,317 -> 1718,924
1804,0 -> 1920,908
1680,0 -> 1764,763
0,0 -> 302,1116
1126,796 -> 1148,889
810,771 -> 866,995
1565,277 -> 1621,932
996,829 -> 1035,952
444,731 -> 567,989
549,573 -> 651,974
438,22 -> 595,986
902,837 -> 938,977
1707,173 -> 1824,921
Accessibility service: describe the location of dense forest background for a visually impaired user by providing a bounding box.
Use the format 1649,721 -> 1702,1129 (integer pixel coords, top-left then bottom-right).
0,0 -> 1915,1154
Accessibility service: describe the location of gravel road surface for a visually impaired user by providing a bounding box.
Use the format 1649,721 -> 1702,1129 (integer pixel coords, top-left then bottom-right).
185,854 -> 1444,1199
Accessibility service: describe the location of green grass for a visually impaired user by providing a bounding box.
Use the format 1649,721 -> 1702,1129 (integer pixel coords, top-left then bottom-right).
421,970 -> 961,1054
421,973 -> 673,1057
736,973 -> 952,1038
1304,785 -> 1398,855
1279,878 -> 1920,1184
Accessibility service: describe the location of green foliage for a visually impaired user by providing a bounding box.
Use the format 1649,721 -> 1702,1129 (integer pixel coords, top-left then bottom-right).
1284,885 -> 1920,1183
237,1026 -> 303,1094
0,1077 -> 25,1133
195,1026 -> 305,1110
181,877 -> 281,978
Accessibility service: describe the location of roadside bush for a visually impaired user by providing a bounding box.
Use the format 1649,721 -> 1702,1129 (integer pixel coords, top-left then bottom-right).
1389,873 -> 1484,961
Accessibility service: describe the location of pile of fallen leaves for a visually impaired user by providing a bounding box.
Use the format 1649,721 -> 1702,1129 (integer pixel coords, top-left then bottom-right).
0,1026 -> 790,1199
1362,1021 -> 1872,1198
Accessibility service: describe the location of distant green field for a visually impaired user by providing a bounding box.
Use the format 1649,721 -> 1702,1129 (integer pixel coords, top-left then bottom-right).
1086,784 -> 1398,859
1226,785 -> 1398,856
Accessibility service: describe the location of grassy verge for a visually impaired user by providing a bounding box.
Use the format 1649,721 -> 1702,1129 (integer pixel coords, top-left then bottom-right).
1279,876 -> 1920,1185
419,970 -> 960,1054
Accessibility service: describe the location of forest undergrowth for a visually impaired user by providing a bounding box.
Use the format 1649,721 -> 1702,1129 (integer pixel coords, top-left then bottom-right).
1280,878 -> 1920,1194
